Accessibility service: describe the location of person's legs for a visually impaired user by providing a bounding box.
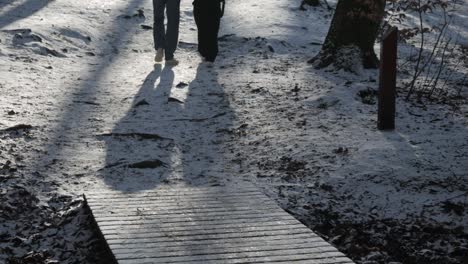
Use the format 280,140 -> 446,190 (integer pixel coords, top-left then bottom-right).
165,0 -> 181,60
193,3 -> 207,58
194,0 -> 221,62
153,0 -> 167,51
205,2 -> 221,62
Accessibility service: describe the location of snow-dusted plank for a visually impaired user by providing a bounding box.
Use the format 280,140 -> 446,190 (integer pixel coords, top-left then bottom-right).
115,247 -> 346,262
101,221 -> 307,236
97,213 -> 294,229
86,185 -> 354,264
98,218 -> 300,233
92,205 -> 281,219
105,228 -> 314,245
86,194 -> 273,208
112,241 -> 339,259
86,186 -> 259,198
103,224 -> 308,240
110,236 -> 330,252
118,254 -> 353,264
94,212 -> 292,227
86,193 -> 267,202
88,199 -> 278,215
93,209 -> 291,223
108,233 -> 325,251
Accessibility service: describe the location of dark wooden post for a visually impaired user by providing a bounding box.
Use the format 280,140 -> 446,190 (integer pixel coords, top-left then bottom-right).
378,27 -> 398,130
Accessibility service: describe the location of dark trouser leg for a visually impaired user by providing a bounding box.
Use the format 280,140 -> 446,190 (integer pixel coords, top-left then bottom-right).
193,4 -> 206,58
165,0 -> 180,60
153,0 -> 166,50
205,9 -> 221,62
194,1 -> 221,62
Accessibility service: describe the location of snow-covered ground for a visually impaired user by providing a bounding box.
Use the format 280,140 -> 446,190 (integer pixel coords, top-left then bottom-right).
0,0 -> 467,263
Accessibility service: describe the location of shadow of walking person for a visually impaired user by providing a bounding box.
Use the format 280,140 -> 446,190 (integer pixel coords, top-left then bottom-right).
95,62 -> 258,261
173,63 -> 233,186
99,64 -> 174,191
99,62 -> 234,191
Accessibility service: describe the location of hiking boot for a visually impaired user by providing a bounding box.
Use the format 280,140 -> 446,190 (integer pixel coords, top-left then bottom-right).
154,48 -> 164,63
165,58 -> 179,66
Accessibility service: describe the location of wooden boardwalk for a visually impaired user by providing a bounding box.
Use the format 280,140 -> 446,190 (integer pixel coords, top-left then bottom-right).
85,185 -> 354,264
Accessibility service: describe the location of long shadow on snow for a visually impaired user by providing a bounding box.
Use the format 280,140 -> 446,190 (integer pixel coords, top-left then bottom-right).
0,0 -> 50,29
100,63 -> 246,261
100,63 -> 233,191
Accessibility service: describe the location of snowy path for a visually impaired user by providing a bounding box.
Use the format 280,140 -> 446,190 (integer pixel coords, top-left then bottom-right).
1,0 -> 244,192
0,0 -> 338,193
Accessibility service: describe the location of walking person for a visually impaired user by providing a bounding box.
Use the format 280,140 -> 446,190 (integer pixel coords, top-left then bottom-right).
153,0 -> 181,65
193,0 -> 225,63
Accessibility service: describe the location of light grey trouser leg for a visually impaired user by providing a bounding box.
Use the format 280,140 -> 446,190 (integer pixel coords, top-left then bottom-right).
153,0 -> 180,60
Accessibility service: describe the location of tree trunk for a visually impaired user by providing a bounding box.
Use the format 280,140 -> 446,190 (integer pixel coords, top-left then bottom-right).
310,0 -> 386,70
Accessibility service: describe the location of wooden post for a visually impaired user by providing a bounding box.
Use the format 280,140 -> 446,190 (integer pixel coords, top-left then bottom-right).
378,27 -> 398,130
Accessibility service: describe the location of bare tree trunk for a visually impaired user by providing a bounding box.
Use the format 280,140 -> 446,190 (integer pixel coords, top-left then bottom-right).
310,0 -> 386,70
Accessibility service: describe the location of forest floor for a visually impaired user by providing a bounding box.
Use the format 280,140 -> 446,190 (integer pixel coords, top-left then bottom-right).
0,0 -> 467,263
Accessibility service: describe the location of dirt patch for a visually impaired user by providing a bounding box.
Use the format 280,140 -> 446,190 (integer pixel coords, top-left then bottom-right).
0,187 -> 114,264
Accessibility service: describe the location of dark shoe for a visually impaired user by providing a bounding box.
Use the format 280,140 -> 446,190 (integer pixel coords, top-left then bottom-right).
165,58 -> 179,66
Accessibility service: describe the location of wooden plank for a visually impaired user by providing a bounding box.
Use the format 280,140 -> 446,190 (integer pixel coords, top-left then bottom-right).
110,236 -> 330,252
89,199 -> 277,213
87,195 -> 273,208
93,209 -> 293,223
103,224 -> 309,240
85,185 -> 258,194
120,258 -> 354,264
113,241 -> 339,259
120,258 -> 353,264
115,246 -> 346,261
97,214 -> 295,229
94,213 -> 293,227
92,205 -> 280,219
119,253 -> 351,264
87,195 -> 268,206
87,192 -> 266,203
86,187 -> 259,199
99,218 -> 300,233
105,228 -> 315,245
109,233 -> 325,251
85,185 -> 354,264
101,222 -> 307,237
